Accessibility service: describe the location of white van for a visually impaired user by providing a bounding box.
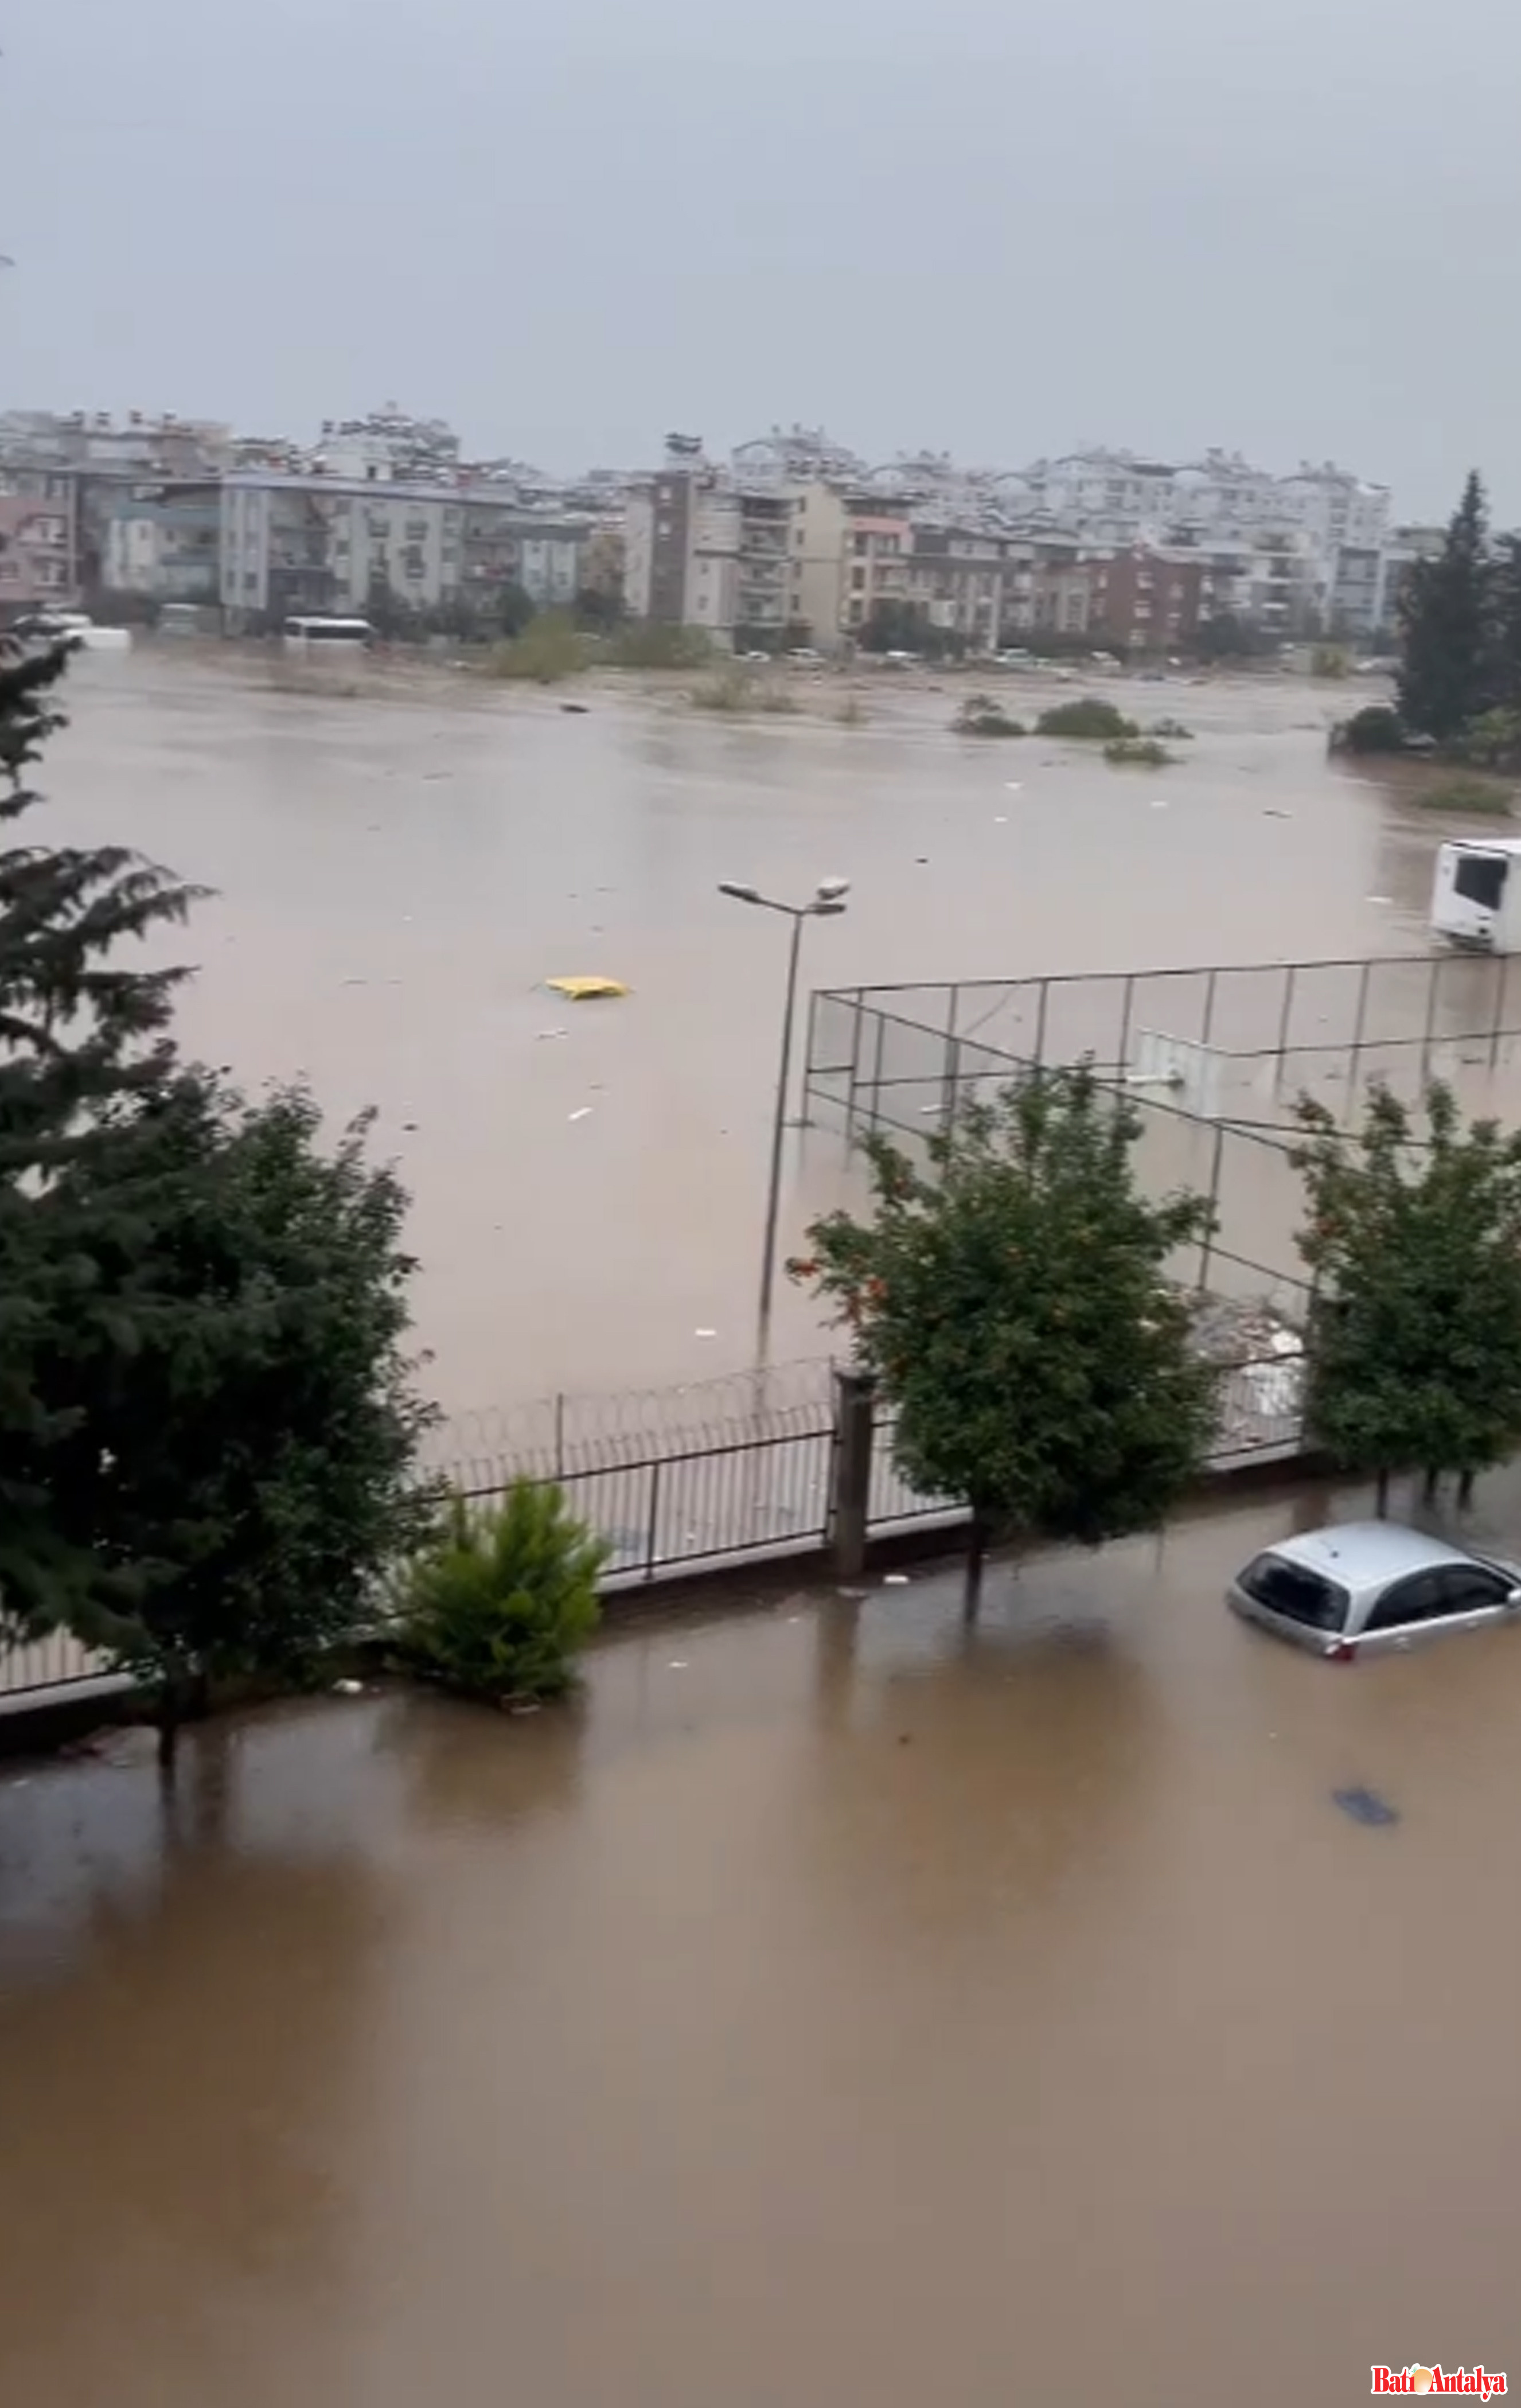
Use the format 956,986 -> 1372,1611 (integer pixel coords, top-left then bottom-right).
282,615 -> 374,652
1430,839 -> 1521,950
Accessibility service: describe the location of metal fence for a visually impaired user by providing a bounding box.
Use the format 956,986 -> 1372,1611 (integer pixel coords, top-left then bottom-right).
809,951 -> 1521,1105
0,1356 -> 1306,1702
801,949 -> 1521,1307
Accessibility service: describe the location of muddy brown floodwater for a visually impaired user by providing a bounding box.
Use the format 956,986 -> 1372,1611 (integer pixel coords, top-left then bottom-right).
37,650 -> 1468,1413
3,1468 -> 1520,2406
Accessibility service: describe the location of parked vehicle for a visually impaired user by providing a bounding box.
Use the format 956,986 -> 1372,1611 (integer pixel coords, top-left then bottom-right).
1430,839 -> 1521,951
282,615 -> 374,651
1228,1522 -> 1521,1659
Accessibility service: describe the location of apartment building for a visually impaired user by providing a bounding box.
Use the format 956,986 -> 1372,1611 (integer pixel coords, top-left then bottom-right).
105,482 -> 221,604
0,492 -> 75,613
841,513 -> 912,632
1087,547 -> 1205,650
625,442 -> 853,645
220,472 -> 588,626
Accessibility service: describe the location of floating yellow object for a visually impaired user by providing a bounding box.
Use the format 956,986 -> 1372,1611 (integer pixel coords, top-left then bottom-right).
545,975 -> 629,1002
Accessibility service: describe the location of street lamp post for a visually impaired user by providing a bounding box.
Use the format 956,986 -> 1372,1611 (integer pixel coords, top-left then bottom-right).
719,876 -> 849,1359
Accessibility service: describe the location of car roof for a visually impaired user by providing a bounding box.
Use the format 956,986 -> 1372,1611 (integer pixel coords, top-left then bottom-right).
1266,1521 -> 1478,1591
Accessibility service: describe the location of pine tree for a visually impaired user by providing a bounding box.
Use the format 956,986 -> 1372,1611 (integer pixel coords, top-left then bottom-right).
36,1075 -> 436,1758
1397,470 -> 1496,739
0,639 -> 201,1628
790,1068 -> 1218,1604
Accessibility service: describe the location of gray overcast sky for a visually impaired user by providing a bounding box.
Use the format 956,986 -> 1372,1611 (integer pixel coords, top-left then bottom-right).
6,0 -> 1520,517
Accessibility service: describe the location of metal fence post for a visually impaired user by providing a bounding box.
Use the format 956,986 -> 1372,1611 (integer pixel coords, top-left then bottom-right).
644,1459 -> 662,1581
843,988 -> 865,1139
941,985 -> 961,1133
830,1365 -> 877,1580
554,1393 -> 566,1482
1116,972 -> 1136,1077
1421,954 -> 1442,1088
1491,953 -> 1509,1072
1273,965 -> 1298,1094
1200,965 -> 1219,1052
866,1010 -> 886,1133
1197,1122 -> 1226,1292
1346,958 -> 1371,1116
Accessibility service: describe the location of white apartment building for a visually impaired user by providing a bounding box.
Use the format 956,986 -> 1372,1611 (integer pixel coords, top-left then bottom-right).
219,472 -> 587,625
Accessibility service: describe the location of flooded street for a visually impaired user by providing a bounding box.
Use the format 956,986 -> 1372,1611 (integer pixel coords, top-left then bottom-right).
41,651 -> 1454,1411
2,1469 -> 1519,2404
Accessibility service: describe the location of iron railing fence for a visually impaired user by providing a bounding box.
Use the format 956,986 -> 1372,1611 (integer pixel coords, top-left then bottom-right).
0,1357 -> 1307,1702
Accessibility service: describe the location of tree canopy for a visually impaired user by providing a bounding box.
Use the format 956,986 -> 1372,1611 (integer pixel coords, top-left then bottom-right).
1293,1081 -> 1521,1510
0,638 -> 434,1757
790,1069 -> 1218,1597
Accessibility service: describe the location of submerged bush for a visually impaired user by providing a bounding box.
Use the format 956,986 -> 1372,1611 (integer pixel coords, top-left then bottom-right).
690,665 -> 798,715
1414,774 -> 1513,816
603,622 -> 715,671
400,1482 -> 606,1703
1149,717 -> 1195,740
1035,697 -> 1138,740
1336,703 -> 1403,754
953,693 -> 1027,737
489,613 -> 585,684
1104,736 -> 1175,767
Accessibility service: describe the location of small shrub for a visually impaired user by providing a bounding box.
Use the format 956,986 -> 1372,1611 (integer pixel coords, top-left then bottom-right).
1337,703 -> 1403,754
1311,645 -> 1351,679
1414,774 -> 1513,816
400,1482 -> 606,1704
689,666 -> 798,715
1035,697 -> 1138,740
1455,707 -> 1521,772
1104,736 -> 1176,767
489,613 -> 584,685
604,622 -> 715,671
1150,717 -> 1195,740
836,695 -> 867,726
953,693 -> 1027,738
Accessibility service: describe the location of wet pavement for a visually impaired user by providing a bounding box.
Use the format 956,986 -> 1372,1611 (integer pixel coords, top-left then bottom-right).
2,1468 -> 1519,2404
41,650 -> 1472,1412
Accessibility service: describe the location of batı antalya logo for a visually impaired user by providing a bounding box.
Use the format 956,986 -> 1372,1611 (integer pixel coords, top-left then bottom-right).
1371,2369 -> 1506,2397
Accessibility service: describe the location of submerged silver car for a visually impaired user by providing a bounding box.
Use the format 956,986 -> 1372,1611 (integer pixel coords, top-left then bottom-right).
1228,1521 -> 1521,1659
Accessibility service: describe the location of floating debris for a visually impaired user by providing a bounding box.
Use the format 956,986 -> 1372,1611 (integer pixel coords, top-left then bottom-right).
567,1106 -> 593,1123
545,976 -> 629,1002
1332,1786 -> 1399,1828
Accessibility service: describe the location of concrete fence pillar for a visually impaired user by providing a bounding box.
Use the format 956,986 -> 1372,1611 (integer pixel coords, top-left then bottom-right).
830,1365 -> 877,1580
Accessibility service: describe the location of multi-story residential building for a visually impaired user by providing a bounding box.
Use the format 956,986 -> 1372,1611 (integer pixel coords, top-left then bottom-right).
1329,544 -> 1384,642
1087,547 -> 1206,651
0,492 -> 75,614
104,481 -> 221,605
841,512 -> 912,634
901,528 -> 1012,650
220,472 -> 589,627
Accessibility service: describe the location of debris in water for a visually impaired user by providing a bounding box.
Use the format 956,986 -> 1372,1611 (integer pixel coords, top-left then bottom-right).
560,703 -> 589,714
401,1121 -> 419,1133
1365,894 -> 1393,906
695,1327 -> 717,1339
668,1660 -> 689,1671
1004,781 -> 1023,792
994,815 -> 1008,824
332,1678 -> 364,1697
341,978 -> 368,987
1150,798 -> 1169,810
536,1027 -> 568,1041
1332,1786 -> 1399,1828
545,976 -> 629,1001
883,1573 -> 910,1586
1263,808 -> 1292,820
567,1106 -> 592,1123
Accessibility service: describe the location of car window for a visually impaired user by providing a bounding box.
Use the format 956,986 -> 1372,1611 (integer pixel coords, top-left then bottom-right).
1238,1553 -> 1348,1632
1357,1570 -> 1463,1627
1432,1564 -> 1513,1614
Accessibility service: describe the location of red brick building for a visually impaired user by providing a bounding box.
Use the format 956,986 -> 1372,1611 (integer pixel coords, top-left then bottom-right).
1088,547 -> 1204,652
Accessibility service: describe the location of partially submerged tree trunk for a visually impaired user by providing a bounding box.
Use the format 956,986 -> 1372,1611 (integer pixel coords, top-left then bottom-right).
155,1659 -> 210,1776
965,1507 -> 992,1619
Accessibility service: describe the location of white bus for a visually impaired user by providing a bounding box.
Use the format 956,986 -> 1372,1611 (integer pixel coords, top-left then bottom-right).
282,614 -> 374,652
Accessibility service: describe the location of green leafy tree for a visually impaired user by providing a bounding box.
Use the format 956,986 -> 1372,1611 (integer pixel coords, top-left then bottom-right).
0,639 -> 201,1630
401,1480 -> 606,1702
790,1069 -> 1218,1602
1293,1081 -> 1521,1513
37,1076 -> 435,1759
1398,470 -> 1496,739
498,582 -> 537,639
1194,613 -> 1265,662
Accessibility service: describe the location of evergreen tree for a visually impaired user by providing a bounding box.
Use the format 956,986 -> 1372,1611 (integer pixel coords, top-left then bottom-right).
790,1068 -> 1218,1604
0,639 -> 200,1627
1293,1082 -> 1521,1513
37,1074 -> 435,1759
1397,470 -> 1496,739
1489,532 -> 1521,714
